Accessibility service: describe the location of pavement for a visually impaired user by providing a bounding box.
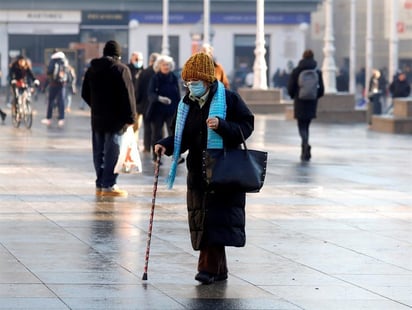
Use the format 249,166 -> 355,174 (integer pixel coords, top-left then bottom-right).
0,93 -> 411,310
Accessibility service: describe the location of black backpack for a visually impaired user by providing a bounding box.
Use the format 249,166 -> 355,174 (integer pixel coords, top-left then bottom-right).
297,69 -> 319,100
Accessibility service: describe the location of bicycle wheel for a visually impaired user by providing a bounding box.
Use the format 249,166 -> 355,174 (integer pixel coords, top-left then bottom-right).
11,100 -> 21,128
23,101 -> 33,129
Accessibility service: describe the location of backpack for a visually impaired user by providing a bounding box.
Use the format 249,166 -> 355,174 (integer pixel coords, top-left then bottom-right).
51,60 -> 68,84
297,69 -> 319,100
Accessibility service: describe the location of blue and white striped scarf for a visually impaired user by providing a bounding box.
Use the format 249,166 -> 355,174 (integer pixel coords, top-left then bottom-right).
166,81 -> 226,189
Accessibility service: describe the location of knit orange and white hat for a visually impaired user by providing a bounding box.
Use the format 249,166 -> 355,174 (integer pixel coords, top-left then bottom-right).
181,52 -> 216,83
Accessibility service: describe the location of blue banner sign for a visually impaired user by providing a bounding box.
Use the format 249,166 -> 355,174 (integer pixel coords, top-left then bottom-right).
130,12 -> 310,25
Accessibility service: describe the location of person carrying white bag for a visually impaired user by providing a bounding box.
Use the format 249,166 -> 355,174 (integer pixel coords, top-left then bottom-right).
81,40 -> 137,197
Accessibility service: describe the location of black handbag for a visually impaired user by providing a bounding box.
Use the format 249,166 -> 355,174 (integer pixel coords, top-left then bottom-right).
202,129 -> 268,193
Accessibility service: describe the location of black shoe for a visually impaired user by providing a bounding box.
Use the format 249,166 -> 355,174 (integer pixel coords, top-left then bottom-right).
301,144 -> 311,161
0,111 -> 6,122
195,272 -> 228,284
215,273 -> 228,282
195,272 -> 215,285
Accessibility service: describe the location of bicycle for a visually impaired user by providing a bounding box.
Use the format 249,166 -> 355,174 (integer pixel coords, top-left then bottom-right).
11,82 -> 35,129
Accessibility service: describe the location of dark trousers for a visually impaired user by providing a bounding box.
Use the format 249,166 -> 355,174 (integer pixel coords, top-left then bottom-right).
92,131 -> 119,189
297,118 -> 311,145
371,94 -> 382,115
198,245 -> 228,275
47,85 -> 66,120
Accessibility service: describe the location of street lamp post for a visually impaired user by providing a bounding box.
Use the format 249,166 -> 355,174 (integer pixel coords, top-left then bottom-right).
322,0 -> 337,94
365,0 -> 373,97
128,19 -> 139,58
161,0 -> 170,55
203,0 -> 210,46
389,0 -> 399,82
252,0 -> 268,90
299,22 -> 309,50
349,0 -> 356,94
190,16 -> 215,55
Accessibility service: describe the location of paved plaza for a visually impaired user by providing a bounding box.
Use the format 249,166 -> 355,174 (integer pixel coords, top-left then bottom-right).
0,94 -> 411,309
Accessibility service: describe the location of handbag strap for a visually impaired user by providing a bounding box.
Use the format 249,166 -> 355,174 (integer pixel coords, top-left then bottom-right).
238,126 -> 248,151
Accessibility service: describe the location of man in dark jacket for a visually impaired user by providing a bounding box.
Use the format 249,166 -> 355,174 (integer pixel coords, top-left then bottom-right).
287,49 -> 324,161
136,52 -> 159,152
82,40 -> 137,197
389,72 -> 410,99
127,51 -> 144,127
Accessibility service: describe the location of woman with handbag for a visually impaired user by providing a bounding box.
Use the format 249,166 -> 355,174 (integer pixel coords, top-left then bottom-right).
154,52 -> 254,285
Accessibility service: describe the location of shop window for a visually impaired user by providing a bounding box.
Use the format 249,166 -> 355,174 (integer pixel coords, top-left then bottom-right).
148,36 -> 180,69
232,34 -> 270,90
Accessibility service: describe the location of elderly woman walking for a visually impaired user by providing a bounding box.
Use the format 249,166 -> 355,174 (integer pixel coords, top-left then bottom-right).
155,52 -> 254,284
147,55 -> 181,163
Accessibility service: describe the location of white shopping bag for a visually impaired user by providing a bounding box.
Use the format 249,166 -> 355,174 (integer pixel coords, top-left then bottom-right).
114,126 -> 142,174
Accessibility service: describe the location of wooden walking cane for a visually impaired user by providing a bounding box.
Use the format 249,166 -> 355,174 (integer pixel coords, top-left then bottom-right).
142,153 -> 161,281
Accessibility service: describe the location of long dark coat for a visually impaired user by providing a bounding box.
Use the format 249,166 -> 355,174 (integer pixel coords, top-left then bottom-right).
81,56 -> 136,133
158,81 -> 254,250
287,58 -> 325,120
146,72 -> 181,122
127,63 -> 143,110
136,65 -> 155,115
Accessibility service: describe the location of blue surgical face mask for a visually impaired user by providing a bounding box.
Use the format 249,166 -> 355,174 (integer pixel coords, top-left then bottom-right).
188,81 -> 207,97
133,61 -> 143,69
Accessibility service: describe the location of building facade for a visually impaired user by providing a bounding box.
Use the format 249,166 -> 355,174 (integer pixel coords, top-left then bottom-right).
310,0 -> 412,82
0,0 -> 322,87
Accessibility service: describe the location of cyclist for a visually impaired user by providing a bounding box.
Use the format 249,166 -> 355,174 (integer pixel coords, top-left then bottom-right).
9,55 -> 40,112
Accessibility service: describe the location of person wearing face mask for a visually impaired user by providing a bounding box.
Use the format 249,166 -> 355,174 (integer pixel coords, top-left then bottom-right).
154,52 -> 254,284
127,52 -> 144,134
147,54 -> 181,163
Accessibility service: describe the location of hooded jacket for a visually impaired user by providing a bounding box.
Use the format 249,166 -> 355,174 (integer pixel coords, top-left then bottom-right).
287,58 -> 325,120
81,56 -> 136,133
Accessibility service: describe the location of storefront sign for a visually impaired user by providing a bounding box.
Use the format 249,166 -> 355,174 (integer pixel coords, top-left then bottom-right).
384,0 -> 412,40
82,11 -> 129,25
1,10 -> 80,22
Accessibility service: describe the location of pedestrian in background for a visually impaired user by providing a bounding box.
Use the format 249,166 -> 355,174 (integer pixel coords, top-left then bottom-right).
387,71 -> 411,114
287,49 -> 324,162
147,54 -> 180,163
0,107 -> 6,123
81,40 -> 136,197
154,52 -> 254,285
389,72 -> 410,99
200,44 -> 230,89
42,50 -> 67,127
127,51 -> 144,130
0,69 -> 8,123
9,55 -> 40,118
64,59 -> 77,113
368,69 -> 386,117
136,52 -> 159,153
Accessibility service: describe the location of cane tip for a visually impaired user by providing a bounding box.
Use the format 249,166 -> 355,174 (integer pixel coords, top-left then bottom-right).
142,273 -> 148,280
